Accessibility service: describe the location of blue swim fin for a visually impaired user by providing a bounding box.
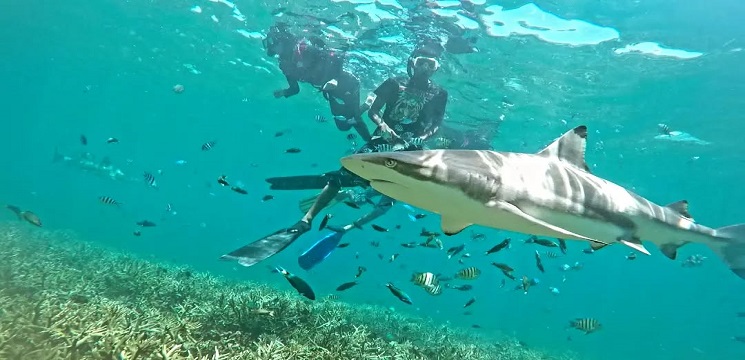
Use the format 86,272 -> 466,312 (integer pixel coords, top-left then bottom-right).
298,231 -> 345,270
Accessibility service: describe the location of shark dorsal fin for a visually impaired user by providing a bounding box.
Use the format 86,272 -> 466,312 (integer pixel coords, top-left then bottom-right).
666,200 -> 694,220
537,125 -> 590,172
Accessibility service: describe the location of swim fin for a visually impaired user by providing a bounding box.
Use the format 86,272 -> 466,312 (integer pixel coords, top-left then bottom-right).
266,175 -> 331,190
220,221 -> 311,267
266,172 -> 363,190
298,231 -> 346,270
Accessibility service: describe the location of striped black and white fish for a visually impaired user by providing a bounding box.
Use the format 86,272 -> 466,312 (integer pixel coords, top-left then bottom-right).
423,283 -> 442,296
143,171 -> 157,188
569,318 -> 602,334
411,272 -> 438,287
455,266 -> 481,280
99,196 -> 121,206
374,144 -> 393,153
201,140 -> 217,151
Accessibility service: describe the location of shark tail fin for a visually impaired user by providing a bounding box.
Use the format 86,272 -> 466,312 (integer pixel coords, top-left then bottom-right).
712,224 -> 745,280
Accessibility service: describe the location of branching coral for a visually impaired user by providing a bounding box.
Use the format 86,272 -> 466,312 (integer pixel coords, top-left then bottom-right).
0,221 -> 578,360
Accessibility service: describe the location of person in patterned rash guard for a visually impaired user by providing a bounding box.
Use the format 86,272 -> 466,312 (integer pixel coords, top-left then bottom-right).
220,44 -> 450,267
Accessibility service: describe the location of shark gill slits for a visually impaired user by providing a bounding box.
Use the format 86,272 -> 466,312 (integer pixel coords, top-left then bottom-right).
201,140 -> 216,151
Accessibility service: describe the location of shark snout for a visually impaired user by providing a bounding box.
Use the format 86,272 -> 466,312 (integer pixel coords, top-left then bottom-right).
341,153 -> 397,182
340,154 -> 374,179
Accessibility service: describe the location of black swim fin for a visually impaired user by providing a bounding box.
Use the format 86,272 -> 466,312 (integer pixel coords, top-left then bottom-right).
266,175 -> 332,190
220,221 -> 311,267
266,172 -> 362,190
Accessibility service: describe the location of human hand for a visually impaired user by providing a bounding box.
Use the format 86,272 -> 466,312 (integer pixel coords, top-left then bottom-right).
378,123 -> 400,140
273,89 -> 285,98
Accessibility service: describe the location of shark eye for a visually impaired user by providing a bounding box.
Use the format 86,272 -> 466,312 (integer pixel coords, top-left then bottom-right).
384,159 -> 397,168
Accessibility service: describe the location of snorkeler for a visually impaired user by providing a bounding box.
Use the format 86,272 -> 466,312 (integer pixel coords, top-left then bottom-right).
263,24 -> 372,141
221,44 -> 449,267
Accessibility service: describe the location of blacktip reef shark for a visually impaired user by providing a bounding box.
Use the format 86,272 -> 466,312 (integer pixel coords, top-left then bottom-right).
340,125 -> 745,280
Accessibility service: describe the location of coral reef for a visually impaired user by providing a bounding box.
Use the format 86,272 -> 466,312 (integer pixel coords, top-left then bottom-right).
0,222 -> 577,360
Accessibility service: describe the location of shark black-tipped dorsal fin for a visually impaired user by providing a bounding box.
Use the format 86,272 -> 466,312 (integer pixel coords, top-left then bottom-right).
665,200 -> 694,220
537,125 -> 590,172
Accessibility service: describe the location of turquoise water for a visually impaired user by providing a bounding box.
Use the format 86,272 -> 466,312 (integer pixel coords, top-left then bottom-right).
3,0 -> 745,359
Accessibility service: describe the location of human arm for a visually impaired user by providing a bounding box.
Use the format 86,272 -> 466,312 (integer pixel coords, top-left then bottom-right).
368,78 -> 396,127
274,74 -> 301,98
418,89 -> 448,140
368,78 -> 400,138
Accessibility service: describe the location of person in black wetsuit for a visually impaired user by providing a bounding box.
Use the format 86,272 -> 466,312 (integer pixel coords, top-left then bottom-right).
221,44 -> 449,267
263,24 -> 372,141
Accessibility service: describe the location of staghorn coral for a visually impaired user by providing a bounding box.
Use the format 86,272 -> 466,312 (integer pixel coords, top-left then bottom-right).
0,221 -> 579,360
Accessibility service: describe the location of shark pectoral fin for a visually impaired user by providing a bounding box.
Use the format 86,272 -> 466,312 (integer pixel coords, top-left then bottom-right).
537,125 -> 591,172
495,201 -> 608,247
619,238 -> 651,255
659,242 -> 689,260
665,200 -> 694,221
440,216 -> 472,235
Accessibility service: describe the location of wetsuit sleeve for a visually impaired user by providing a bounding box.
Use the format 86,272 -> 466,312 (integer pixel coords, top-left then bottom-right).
421,89 -> 448,139
283,75 -> 300,97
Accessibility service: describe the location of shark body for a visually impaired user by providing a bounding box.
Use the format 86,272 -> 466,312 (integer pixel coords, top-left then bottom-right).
340,125 -> 745,280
